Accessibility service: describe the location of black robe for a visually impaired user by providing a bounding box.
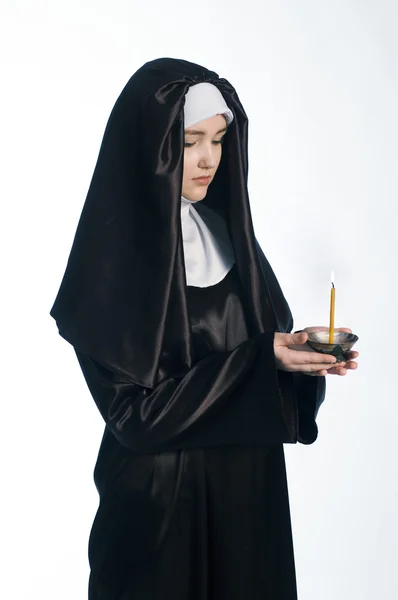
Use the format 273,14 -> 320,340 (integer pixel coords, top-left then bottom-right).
76,263 -> 325,599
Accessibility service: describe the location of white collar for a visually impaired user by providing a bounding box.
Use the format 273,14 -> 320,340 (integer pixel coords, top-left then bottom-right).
180,198 -> 235,287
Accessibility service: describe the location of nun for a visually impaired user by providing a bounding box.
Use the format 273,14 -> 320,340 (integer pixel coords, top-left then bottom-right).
50,58 -> 358,599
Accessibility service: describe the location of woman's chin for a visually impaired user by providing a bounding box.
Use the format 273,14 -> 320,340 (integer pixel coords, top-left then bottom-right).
183,189 -> 208,203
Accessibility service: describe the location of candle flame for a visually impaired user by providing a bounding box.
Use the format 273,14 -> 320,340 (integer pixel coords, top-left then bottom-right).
331,271 -> 335,287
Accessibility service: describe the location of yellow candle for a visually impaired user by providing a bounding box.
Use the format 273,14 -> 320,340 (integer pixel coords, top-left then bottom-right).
329,273 -> 335,344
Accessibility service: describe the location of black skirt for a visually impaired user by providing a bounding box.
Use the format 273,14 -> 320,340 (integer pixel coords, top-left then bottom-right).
88,444 -> 297,599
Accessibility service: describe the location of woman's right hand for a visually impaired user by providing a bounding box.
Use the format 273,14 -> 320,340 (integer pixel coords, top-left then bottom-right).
274,331 -> 338,376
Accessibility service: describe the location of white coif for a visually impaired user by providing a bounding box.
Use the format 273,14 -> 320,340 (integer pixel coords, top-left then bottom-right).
184,82 -> 233,129
181,198 -> 235,288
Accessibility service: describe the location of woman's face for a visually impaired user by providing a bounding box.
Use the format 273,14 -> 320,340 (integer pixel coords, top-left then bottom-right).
182,114 -> 227,202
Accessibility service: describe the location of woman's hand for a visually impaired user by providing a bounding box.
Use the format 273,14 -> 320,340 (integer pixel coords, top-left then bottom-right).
274,332 -> 338,376
301,326 -> 359,376
274,327 -> 359,377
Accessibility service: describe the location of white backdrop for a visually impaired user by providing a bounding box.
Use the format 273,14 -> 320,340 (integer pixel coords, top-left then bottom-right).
1,1 -> 397,598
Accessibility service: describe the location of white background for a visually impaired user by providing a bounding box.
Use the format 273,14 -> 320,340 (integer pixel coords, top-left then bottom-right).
1,1 -> 397,598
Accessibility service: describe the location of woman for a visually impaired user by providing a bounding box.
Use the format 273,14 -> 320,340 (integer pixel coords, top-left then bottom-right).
51,58 -> 358,599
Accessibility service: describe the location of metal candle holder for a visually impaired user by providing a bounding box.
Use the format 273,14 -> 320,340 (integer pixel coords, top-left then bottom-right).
307,331 -> 359,363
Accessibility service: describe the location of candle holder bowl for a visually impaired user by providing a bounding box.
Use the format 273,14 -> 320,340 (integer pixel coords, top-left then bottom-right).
307,331 -> 359,363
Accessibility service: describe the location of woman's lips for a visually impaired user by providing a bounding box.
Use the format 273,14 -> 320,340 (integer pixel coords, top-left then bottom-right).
193,176 -> 211,185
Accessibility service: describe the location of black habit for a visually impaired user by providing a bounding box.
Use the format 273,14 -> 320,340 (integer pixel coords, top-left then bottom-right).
50,58 -> 326,599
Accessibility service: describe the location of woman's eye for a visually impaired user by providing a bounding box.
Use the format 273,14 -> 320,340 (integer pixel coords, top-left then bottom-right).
184,138 -> 224,148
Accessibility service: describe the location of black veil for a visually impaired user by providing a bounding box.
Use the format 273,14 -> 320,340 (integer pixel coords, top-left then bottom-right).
50,58 -> 290,388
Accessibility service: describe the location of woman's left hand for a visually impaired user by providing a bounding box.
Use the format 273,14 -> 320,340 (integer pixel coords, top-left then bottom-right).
296,326 -> 359,376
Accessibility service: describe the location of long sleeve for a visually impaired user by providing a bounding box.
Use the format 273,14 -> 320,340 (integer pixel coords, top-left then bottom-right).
288,328 -> 326,444
294,373 -> 326,444
76,331 -> 296,454
256,245 -> 327,445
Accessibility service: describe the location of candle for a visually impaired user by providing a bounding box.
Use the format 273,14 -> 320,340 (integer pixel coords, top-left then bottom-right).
329,271 -> 335,344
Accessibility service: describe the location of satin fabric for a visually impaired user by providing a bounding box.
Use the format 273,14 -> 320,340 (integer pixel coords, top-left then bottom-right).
86,446 -> 297,600
50,58 -> 282,389
75,255 -> 324,457
188,264 -> 247,356
76,265 -> 323,599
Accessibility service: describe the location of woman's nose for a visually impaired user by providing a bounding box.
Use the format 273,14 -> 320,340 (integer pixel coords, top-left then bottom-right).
198,145 -> 217,169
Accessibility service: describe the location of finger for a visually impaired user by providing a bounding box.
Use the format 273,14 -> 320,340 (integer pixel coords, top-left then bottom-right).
288,350 -> 337,365
303,369 -> 328,377
288,343 -> 316,352
293,362 -> 336,374
276,332 -> 308,346
305,368 -> 331,376
346,351 -> 359,360
335,360 -> 357,370
345,361 -> 358,370
291,332 -> 308,345
329,367 -> 348,376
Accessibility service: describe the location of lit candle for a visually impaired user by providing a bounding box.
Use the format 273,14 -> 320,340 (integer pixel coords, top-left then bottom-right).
329,271 -> 335,344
